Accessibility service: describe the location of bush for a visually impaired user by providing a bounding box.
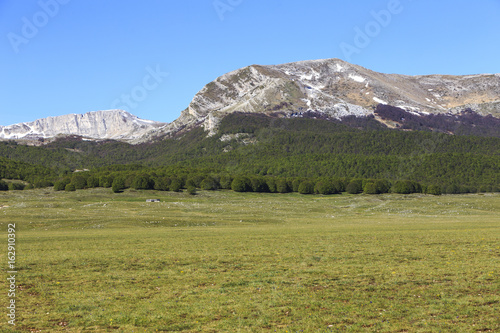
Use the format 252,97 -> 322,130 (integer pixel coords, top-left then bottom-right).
298,181 -> 315,194
346,179 -> 363,194
54,179 -> 71,191
276,179 -> 290,193
363,179 -> 391,194
220,174 -> 233,189
333,179 -> 346,193
363,182 -> 378,194
185,177 -> 197,188
132,174 -> 154,190
34,179 -> 53,188
99,175 -> 114,188
71,174 -> 88,189
65,183 -> 76,192
154,177 -> 170,191
0,180 -> 9,191
292,179 -> 302,192
426,185 -> 442,195
266,178 -> 277,193
8,183 -> 25,191
87,176 -> 100,188
374,179 -> 391,194
250,177 -> 269,192
169,178 -> 182,192
392,180 -> 422,194
445,184 -> 461,194
200,177 -> 219,191
315,180 -> 339,195
187,186 -> 197,195
231,176 -> 251,192
112,177 -> 126,193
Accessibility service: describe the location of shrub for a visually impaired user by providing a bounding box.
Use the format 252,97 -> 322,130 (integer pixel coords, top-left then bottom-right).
0,180 -> 9,191
132,175 -> 154,190
54,179 -> 71,191
201,177 -> 219,191
231,176 -> 251,192
315,180 -> 339,195
276,179 -> 290,193
34,179 -> 53,188
8,183 -> 25,191
112,177 -> 126,193
250,177 -> 269,193
266,178 -> 277,193
363,182 -> 378,194
220,174 -> 233,189
185,177 -> 197,188
374,179 -> 391,194
333,179 -> 346,193
445,184 -> 461,194
87,176 -> 100,188
71,174 -> 88,189
292,179 -> 302,192
65,183 -> 76,192
99,175 -> 114,188
169,178 -> 182,192
346,179 -> 363,194
392,180 -> 422,194
54,181 -> 66,191
426,185 -> 442,195
187,186 -> 197,195
154,177 -> 170,191
298,181 -> 315,194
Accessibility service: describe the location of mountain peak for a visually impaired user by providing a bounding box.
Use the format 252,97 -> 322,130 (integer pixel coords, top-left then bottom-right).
4,59 -> 499,144
0,109 -> 165,143
151,58 -> 500,138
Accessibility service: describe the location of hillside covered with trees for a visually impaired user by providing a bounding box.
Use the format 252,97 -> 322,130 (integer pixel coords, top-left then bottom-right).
0,113 -> 499,194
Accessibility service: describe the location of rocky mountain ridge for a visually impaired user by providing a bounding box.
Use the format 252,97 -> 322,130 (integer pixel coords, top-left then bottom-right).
0,110 -> 165,143
153,58 -> 500,137
3,59 -> 499,143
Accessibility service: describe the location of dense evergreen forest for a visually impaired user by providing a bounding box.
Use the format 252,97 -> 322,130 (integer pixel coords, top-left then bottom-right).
0,113 -> 499,195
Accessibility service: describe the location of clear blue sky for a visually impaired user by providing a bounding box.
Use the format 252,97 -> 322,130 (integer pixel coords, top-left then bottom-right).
1,0 -> 499,125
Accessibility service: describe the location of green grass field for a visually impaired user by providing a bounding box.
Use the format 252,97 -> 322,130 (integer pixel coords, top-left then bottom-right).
1,188 -> 499,332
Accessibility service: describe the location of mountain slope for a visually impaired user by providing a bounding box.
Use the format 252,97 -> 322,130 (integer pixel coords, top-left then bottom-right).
2,59 -> 499,144
152,58 -> 500,137
0,110 -> 165,143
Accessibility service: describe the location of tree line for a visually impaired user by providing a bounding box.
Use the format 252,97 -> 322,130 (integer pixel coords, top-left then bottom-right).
37,167 -> 447,196
0,113 -> 498,194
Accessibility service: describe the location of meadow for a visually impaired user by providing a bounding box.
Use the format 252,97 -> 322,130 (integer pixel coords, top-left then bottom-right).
0,188 -> 499,332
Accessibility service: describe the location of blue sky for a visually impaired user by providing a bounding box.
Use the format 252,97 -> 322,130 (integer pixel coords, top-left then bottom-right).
1,0 -> 499,125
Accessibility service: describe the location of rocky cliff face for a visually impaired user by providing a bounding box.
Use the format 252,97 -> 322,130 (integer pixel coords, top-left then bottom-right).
0,110 -> 165,143
153,58 -> 500,137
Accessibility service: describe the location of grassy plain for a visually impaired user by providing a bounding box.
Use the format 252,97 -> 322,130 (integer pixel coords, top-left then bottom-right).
0,188 -> 499,332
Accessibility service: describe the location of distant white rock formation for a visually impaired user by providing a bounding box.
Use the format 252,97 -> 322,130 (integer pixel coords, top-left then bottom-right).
0,110 -> 166,143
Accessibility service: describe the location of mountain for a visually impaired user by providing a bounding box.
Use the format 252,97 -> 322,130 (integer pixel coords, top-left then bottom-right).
0,110 -> 165,143
2,59 -> 499,144
153,58 -> 500,137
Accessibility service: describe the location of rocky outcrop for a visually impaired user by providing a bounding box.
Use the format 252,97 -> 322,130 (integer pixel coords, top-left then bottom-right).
0,110 -> 165,143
